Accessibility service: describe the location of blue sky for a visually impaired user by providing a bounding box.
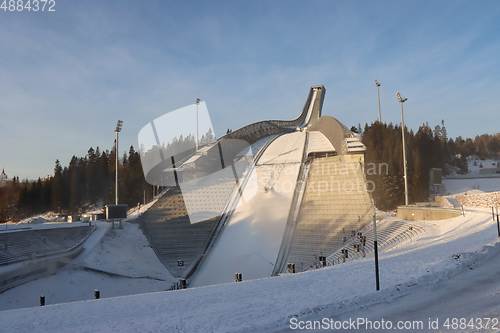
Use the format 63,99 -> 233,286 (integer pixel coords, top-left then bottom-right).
1,0 -> 500,180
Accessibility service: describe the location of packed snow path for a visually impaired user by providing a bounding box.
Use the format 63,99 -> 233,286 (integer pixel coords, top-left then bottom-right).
276,239 -> 500,333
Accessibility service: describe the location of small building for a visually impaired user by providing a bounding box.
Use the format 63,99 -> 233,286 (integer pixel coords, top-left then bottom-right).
67,215 -> 81,223
429,168 -> 442,193
82,213 -> 105,221
0,168 -> 12,187
55,214 -> 67,222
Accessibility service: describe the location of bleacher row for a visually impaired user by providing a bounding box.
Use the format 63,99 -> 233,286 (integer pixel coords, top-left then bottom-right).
326,219 -> 425,265
182,181 -> 235,216
0,226 -> 95,266
139,182 -> 237,278
288,155 -> 374,272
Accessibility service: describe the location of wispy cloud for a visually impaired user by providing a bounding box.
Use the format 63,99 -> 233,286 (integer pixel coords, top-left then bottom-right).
1,0 -> 500,179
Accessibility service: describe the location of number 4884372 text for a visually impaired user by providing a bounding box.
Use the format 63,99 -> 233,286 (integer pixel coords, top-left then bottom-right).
1,0 -> 56,11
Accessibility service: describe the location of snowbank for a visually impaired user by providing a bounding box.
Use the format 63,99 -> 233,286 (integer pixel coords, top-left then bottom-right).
456,191 -> 500,208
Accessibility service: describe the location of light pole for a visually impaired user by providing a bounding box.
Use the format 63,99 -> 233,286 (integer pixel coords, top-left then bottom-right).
396,93 -> 409,206
114,120 -> 123,205
373,214 -> 380,290
375,80 -> 381,122
195,98 -> 200,151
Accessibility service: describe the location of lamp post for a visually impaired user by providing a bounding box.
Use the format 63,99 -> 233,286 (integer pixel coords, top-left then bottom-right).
114,120 -> 123,205
375,80 -> 381,122
195,98 -> 200,151
396,93 -> 409,205
373,214 -> 380,290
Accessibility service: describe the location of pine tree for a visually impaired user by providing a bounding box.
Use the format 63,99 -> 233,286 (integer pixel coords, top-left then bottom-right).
478,141 -> 487,160
51,160 -> 64,212
86,148 -> 99,202
69,156 -> 81,212
441,120 -> 448,142
97,151 -> 109,199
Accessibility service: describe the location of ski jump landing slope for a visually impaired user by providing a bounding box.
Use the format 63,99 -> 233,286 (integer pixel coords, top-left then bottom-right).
190,132 -> 307,287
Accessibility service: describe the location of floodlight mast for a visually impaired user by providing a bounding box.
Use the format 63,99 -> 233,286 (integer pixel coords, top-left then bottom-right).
375,80 -> 381,122
396,93 -> 409,206
114,120 -> 123,205
195,98 -> 200,151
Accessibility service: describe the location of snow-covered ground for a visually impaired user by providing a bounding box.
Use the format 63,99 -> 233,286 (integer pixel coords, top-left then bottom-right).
442,178 -> 500,197
74,222 -> 174,282
2,174 -> 500,331
437,157 -> 500,200
0,195 -> 175,312
467,158 -> 499,174
1,205 -> 499,331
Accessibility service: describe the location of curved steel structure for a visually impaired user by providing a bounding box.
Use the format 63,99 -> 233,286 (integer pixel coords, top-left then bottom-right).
222,85 -> 326,144
139,85 -> 373,287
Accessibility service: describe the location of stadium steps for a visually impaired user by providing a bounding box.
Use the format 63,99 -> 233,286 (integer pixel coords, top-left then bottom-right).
287,155 -> 374,272
139,182 -> 236,278
325,219 -> 425,265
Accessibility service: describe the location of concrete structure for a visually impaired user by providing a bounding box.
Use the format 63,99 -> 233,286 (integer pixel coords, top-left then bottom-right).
281,154 -> 374,273
138,85 -> 375,286
0,225 -> 95,292
397,205 -> 462,221
0,225 -> 95,266
430,168 -> 442,193
327,219 -> 424,265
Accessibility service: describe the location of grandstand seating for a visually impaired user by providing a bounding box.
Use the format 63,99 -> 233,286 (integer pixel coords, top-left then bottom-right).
139,181 -> 237,278
287,154 -> 374,272
326,219 -> 425,265
181,171 -> 240,222
0,225 -> 95,266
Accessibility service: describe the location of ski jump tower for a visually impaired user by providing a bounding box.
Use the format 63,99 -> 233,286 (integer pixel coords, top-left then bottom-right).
139,85 -> 374,287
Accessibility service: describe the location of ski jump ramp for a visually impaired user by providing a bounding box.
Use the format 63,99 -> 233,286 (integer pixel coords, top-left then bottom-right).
190,132 -> 307,287
139,85 -> 374,287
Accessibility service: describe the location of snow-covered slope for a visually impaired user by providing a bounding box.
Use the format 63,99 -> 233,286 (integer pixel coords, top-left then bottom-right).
1,207 -> 498,332
190,132 -> 306,287
467,159 -> 499,174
